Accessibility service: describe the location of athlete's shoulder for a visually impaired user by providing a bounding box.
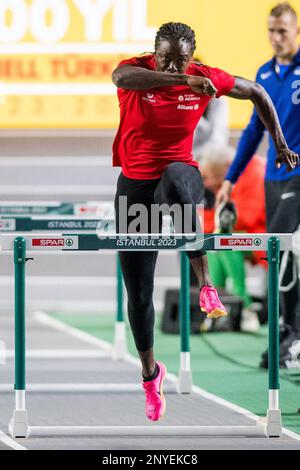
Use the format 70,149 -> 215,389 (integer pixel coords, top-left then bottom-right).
257,58 -> 273,73
187,62 -> 212,76
117,54 -> 155,70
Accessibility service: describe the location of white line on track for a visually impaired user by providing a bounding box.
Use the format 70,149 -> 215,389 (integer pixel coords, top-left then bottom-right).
35,310 -> 300,442
5,349 -> 110,359
35,311 -> 112,352
0,311 -> 115,450
0,430 -> 27,450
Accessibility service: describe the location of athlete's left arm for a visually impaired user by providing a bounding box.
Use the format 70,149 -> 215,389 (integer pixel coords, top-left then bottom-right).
227,76 -> 299,171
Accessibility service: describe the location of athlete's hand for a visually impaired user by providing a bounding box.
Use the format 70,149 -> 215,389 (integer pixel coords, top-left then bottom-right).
187,76 -> 217,97
215,180 -> 233,208
275,148 -> 300,172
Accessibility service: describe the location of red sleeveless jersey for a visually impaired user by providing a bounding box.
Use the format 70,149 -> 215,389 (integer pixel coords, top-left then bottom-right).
113,54 -> 235,180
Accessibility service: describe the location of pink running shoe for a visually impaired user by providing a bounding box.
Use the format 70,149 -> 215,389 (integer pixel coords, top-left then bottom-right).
142,361 -> 166,421
200,285 -> 228,319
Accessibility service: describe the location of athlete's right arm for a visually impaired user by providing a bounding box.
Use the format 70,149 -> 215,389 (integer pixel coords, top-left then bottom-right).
215,67 -> 268,208
112,65 -> 217,96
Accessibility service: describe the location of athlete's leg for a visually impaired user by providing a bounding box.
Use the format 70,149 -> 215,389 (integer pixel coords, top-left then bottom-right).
118,250 -> 158,376
115,173 -> 167,421
155,162 -> 226,318
115,173 -> 160,378
154,162 -> 212,286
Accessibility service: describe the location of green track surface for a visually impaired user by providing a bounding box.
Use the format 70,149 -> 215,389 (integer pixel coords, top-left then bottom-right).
50,312 -> 300,435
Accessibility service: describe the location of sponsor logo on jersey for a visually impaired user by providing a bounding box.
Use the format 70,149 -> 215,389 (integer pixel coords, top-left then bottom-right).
177,104 -> 199,111
184,94 -> 201,101
260,71 -> 273,80
294,69 -> 300,75
178,94 -> 200,102
142,93 -> 156,103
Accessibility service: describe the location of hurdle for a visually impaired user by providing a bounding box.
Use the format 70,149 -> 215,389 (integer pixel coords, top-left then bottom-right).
0,200 -> 113,216
0,232 -> 291,438
0,212 -> 129,361
0,212 -> 183,391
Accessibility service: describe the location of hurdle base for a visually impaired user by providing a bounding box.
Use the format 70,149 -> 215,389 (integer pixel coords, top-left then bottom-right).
177,370 -> 193,394
111,322 -> 128,361
27,424 -> 266,437
9,410 -> 29,438
265,409 -> 282,438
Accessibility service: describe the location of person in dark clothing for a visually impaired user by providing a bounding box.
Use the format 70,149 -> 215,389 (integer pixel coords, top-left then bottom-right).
217,2 -> 300,368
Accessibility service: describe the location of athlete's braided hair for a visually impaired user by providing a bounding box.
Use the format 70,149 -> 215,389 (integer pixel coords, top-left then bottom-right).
155,22 -> 196,53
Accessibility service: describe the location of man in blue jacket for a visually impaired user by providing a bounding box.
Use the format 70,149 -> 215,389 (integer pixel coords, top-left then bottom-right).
217,1 -> 300,368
